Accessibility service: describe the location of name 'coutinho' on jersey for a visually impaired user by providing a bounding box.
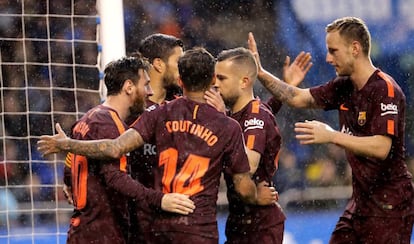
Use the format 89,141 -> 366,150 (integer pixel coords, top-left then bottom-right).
165,120 -> 218,146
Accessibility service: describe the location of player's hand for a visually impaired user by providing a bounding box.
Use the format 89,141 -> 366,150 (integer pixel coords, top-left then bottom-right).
247,32 -> 265,76
204,87 -> 226,113
295,120 -> 336,144
63,184 -> 74,205
37,123 -> 68,156
161,193 -> 195,215
255,181 -> 278,206
283,51 -> 313,87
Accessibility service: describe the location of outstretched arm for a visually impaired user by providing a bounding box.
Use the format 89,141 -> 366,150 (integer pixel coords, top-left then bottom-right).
37,123 -> 143,159
248,32 -> 318,109
295,120 -> 392,160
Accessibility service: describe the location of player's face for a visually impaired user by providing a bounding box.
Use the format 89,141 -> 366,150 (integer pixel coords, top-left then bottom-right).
215,60 -> 241,109
326,31 -> 355,76
163,46 -> 183,88
130,69 -> 152,115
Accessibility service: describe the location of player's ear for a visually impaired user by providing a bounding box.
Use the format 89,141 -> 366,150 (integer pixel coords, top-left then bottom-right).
123,79 -> 134,95
177,77 -> 184,88
152,58 -> 165,73
241,76 -> 250,89
351,40 -> 361,57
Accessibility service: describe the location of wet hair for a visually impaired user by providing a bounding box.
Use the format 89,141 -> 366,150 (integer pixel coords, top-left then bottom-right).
326,17 -> 371,56
138,33 -> 184,63
178,47 -> 216,92
104,54 -> 150,96
216,47 -> 258,79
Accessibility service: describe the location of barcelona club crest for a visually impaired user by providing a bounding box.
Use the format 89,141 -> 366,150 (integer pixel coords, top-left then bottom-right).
358,111 -> 366,126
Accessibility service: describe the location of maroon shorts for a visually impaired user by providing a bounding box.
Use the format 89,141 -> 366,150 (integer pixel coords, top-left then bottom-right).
329,214 -> 414,244
225,222 -> 284,244
149,231 -> 218,244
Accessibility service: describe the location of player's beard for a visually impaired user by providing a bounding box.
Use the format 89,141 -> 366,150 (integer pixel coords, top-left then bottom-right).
222,94 -> 237,111
129,97 -> 146,119
163,66 -> 178,88
163,68 -> 182,100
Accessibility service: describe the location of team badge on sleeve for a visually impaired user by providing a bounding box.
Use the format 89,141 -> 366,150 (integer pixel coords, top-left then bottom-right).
358,111 -> 366,126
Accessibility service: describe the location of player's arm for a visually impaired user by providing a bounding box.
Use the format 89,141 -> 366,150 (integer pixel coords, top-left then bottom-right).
37,123 -> 144,159
245,148 -> 278,206
101,164 -> 195,215
232,172 -> 257,205
245,147 -> 260,175
295,120 -> 392,160
248,32 -> 318,109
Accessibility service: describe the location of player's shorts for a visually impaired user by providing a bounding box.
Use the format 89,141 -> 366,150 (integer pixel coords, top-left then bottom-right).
225,222 -> 284,244
329,214 -> 414,244
150,231 -> 218,244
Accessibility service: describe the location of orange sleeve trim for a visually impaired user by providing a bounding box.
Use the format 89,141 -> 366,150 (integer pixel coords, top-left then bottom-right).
109,111 -> 127,172
251,100 -> 260,114
378,71 -> 394,98
387,120 -> 395,135
65,153 -> 73,168
246,135 -> 255,150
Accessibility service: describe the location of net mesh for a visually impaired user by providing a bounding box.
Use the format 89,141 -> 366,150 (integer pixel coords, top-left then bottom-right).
0,1 -> 100,243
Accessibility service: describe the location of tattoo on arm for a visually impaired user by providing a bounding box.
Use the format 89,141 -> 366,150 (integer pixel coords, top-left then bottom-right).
64,129 -> 143,159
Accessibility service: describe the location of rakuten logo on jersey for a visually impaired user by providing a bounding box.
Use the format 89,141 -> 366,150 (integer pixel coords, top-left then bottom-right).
244,118 -> 264,131
380,103 -> 398,116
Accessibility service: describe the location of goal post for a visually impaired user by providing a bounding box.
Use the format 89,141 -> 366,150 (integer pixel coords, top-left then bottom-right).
97,0 -> 126,100
0,1 -> 125,243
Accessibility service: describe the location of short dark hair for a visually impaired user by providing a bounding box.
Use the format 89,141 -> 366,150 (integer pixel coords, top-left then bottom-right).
217,47 -> 258,79
138,33 -> 184,63
326,17 -> 371,56
178,47 -> 215,92
104,54 -> 150,96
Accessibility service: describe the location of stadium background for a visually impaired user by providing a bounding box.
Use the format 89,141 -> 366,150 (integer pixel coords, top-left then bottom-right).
1,0 -> 414,243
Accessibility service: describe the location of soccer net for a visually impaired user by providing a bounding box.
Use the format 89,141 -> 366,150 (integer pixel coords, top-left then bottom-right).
0,1 -> 104,243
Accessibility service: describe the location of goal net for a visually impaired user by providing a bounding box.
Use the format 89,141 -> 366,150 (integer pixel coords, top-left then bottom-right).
0,0 -> 115,243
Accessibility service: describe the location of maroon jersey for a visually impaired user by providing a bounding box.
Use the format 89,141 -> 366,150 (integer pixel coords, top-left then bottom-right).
63,105 -> 163,244
310,69 -> 414,217
225,99 -> 286,235
131,97 -> 250,239
127,99 -> 162,244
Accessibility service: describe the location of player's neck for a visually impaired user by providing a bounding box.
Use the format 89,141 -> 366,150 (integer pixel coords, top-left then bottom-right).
231,92 -> 254,113
102,97 -> 129,121
184,90 -> 206,104
351,58 -> 376,90
148,78 -> 167,104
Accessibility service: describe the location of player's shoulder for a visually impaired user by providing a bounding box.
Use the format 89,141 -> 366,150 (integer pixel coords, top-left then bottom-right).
247,99 -> 276,120
79,105 -> 123,128
370,70 -> 405,99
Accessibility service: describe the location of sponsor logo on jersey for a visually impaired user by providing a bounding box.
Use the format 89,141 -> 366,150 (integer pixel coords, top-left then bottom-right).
143,143 -> 157,155
339,103 -> 349,111
380,102 -> 398,116
146,104 -> 158,112
244,117 -> 264,131
358,111 -> 366,126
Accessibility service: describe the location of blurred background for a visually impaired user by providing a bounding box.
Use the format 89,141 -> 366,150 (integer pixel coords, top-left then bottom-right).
1,0 -> 414,243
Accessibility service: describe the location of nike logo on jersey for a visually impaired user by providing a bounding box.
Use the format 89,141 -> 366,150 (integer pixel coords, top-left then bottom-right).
244,118 -> 264,131
380,102 -> 398,116
339,103 -> 349,111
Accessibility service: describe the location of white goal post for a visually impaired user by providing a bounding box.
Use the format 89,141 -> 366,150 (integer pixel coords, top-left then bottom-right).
0,1 -> 125,243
